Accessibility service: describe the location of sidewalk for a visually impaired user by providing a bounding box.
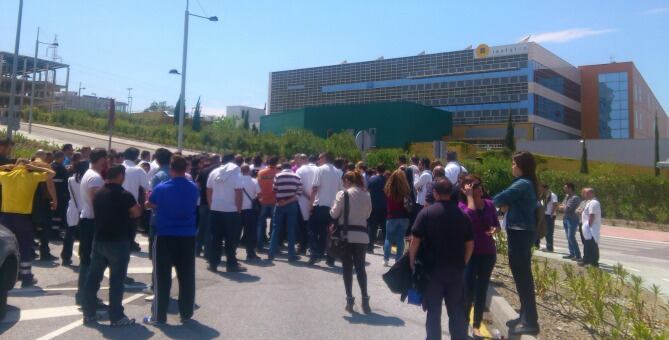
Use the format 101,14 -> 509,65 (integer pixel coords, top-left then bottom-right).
554,219 -> 669,243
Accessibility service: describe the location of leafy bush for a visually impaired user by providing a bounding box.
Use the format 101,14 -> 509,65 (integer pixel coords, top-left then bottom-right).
365,148 -> 407,170
463,153 -> 669,224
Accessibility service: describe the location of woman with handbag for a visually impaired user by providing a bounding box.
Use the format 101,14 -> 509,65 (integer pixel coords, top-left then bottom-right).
330,171 -> 372,314
382,170 -> 411,267
61,158 -> 87,266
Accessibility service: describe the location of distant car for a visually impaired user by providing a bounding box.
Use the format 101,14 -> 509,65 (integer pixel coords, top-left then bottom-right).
0,224 -> 19,320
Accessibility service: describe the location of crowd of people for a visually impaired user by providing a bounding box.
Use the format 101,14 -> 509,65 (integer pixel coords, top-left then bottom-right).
0,137 -> 603,339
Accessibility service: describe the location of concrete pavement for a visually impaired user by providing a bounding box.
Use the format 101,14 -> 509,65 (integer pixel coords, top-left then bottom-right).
1,235 -> 449,339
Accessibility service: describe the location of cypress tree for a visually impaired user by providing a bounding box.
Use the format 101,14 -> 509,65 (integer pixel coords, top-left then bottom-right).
655,112 -> 660,177
192,97 -> 202,132
580,140 -> 589,174
504,112 -> 516,152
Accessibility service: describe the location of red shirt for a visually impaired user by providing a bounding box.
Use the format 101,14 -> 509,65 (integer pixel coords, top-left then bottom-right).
386,195 -> 409,219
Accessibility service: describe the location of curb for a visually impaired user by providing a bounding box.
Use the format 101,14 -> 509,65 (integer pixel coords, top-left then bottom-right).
486,286 -> 537,340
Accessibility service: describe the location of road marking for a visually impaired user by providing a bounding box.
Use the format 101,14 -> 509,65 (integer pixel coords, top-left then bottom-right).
601,235 -> 669,246
103,266 -> 174,278
2,305 -> 82,324
626,267 -> 641,272
662,278 -> 669,283
34,293 -> 144,340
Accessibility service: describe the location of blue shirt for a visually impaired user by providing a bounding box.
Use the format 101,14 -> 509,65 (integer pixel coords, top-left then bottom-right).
149,177 -> 200,236
151,166 -> 171,189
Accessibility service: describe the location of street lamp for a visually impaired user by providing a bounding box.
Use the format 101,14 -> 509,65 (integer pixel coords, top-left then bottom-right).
6,0 -> 24,140
28,27 -> 60,134
175,0 -> 218,152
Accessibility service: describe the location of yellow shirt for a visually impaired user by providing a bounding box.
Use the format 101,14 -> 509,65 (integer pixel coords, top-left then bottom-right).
0,166 -> 48,214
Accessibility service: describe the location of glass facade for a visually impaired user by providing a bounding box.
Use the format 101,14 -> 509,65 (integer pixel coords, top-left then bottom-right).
269,44 -> 582,141
598,72 -> 629,139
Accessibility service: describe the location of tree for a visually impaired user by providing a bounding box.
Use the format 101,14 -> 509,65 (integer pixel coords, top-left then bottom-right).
242,109 -> 250,130
655,112 -> 660,177
173,98 -> 181,125
143,101 -> 173,112
580,140 -> 589,174
192,97 -> 202,132
504,111 -> 516,152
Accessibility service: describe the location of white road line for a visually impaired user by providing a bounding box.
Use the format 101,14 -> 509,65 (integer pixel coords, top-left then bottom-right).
626,267 -> 641,272
601,235 -> 669,246
662,278 -> 669,283
2,305 -> 82,324
35,293 -> 144,340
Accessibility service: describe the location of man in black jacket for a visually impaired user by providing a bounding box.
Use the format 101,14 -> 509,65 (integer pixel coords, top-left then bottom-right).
409,179 -> 473,340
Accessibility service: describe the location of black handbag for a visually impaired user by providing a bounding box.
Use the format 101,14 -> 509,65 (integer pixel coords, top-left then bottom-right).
242,188 -> 260,212
327,191 -> 349,259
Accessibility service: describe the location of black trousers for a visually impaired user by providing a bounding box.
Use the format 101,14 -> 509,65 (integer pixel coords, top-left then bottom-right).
61,225 -> 78,262
465,253 -> 496,328
297,217 -> 309,253
240,209 -> 258,257
152,236 -> 196,322
367,208 -> 386,251
341,243 -> 368,298
423,266 -> 468,340
507,229 -> 539,328
208,211 -> 242,269
582,238 -> 600,266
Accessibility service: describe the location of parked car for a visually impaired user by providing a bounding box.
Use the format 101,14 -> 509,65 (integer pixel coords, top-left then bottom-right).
0,224 -> 19,320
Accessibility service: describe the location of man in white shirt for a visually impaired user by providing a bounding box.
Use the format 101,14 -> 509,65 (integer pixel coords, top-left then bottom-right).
580,188 -> 601,267
444,151 -> 467,186
414,158 -> 433,209
239,164 -> 261,260
121,147 -> 150,252
538,184 -> 559,252
206,154 -> 246,273
295,154 -> 317,254
308,152 -> 342,265
76,148 -> 108,306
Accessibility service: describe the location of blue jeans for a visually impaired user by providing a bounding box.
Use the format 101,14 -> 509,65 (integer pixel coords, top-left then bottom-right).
269,202 -> 298,259
564,217 -> 581,258
83,240 -> 130,321
256,204 -> 274,249
383,218 -> 409,261
76,218 -> 95,302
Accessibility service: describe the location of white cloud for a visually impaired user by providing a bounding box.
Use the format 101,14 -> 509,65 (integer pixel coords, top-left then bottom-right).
643,6 -> 669,15
526,28 -> 615,44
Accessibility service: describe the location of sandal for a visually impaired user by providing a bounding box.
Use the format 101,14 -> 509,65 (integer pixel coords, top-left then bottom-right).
111,316 -> 136,327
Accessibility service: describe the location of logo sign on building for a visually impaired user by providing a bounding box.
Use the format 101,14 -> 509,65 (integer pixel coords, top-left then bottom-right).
473,43 -> 529,59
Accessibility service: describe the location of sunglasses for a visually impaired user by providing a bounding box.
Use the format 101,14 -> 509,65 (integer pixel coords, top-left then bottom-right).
472,182 -> 482,189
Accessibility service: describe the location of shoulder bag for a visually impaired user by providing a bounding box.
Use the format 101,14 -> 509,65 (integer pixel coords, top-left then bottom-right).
242,188 -> 260,212
327,191 -> 350,259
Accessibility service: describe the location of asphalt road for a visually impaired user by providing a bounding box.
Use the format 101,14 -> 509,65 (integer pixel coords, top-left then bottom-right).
1,235 -> 441,340
16,122 -> 198,155
535,220 -> 669,293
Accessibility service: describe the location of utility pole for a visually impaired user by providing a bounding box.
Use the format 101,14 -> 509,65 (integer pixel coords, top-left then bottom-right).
6,0 -> 24,139
127,88 -> 133,113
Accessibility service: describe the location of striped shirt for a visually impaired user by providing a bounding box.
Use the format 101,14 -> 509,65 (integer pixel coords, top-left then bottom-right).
273,169 -> 303,201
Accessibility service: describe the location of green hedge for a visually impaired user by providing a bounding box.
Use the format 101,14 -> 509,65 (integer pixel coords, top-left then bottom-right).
463,155 -> 669,224
28,109 -> 361,160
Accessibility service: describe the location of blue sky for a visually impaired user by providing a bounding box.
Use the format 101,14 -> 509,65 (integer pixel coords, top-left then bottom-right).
1,0 -> 668,116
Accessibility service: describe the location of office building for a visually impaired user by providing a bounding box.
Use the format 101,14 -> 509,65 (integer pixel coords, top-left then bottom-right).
580,62 -> 668,139
268,42 -> 583,146
58,92 -> 128,113
226,105 -> 265,127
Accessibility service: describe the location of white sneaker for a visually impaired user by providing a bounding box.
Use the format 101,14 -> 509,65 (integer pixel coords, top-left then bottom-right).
383,260 -> 390,267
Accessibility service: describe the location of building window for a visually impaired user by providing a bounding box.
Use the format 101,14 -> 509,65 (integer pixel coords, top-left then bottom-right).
598,72 -> 629,139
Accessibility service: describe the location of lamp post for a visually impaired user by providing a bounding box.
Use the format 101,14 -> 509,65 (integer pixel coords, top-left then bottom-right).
28,27 -> 59,134
6,0 -> 24,140
175,0 -> 218,152
580,139 -> 589,174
